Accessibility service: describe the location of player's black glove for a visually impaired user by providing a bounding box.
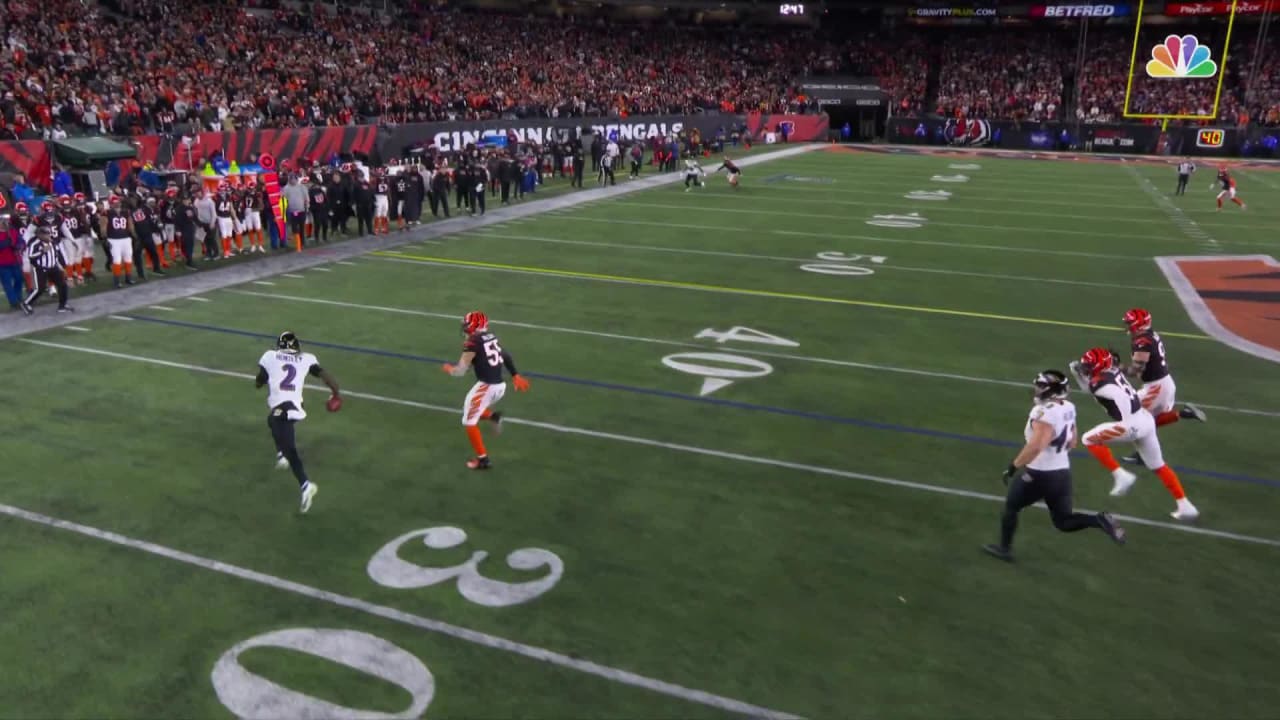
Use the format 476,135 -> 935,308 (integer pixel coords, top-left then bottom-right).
998,461 -> 1018,484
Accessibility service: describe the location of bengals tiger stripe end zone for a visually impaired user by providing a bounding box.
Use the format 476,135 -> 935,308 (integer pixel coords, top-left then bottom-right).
1156,254 -> 1280,364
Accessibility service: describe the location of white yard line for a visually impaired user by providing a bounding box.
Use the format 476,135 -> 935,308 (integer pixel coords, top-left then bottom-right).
251,281 -> 277,286
64,325 -> 90,332
148,305 -> 176,312
310,267 -> 334,273
221,290 -> 1280,419
282,273 -> 306,279
759,182 -> 1173,210
187,296 -> 211,302
771,165 -> 1154,194
466,230 -> 1170,292
336,261 -> 358,266
17,338 -> 1280,549
555,211 -> 1171,249
1126,166 -> 1219,250
0,501 -> 799,720
108,315 -> 133,322
686,190 -> 1167,223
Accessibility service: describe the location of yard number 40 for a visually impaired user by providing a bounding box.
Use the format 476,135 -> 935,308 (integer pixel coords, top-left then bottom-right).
662,326 -> 798,396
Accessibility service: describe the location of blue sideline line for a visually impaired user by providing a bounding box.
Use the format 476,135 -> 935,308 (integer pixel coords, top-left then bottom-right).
124,313 -> 1280,489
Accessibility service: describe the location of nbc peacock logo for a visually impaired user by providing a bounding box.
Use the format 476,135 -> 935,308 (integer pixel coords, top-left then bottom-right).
1146,34 -> 1218,78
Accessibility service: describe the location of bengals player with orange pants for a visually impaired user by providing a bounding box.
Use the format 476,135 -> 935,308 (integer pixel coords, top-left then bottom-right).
442,311 -> 531,469
1216,166 -> 1245,211
1118,307 -> 1206,469
1070,348 -> 1199,522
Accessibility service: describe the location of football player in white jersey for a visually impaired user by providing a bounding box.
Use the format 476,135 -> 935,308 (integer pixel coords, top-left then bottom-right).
255,331 -> 341,513
983,370 -> 1125,562
1070,348 -> 1199,522
683,158 -> 705,191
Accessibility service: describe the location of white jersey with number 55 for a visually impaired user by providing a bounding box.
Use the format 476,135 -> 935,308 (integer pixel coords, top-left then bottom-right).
1025,400 -> 1076,472
259,350 -> 321,411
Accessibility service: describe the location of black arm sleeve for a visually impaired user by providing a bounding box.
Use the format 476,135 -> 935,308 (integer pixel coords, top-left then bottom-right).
501,351 -> 519,377
255,365 -> 268,388
308,364 -> 324,377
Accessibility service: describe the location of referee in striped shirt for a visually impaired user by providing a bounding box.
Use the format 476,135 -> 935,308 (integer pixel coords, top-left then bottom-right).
1176,158 -> 1196,196
21,227 -> 72,315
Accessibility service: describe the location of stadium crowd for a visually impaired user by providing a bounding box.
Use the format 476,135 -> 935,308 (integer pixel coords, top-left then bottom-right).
3,0 -> 1280,136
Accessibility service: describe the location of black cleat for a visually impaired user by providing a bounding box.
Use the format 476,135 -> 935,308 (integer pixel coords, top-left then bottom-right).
489,412 -> 504,434
1120,453 -> 1146,467
466,456 -> 492,470
57,306 -> 74,314
1097,512 -> 1127,545
982,544 -> 1014,562
153,269 -> 166,276
125,276 -> 135,285
1179,404 -> 1207,422
20,302 -> 33,315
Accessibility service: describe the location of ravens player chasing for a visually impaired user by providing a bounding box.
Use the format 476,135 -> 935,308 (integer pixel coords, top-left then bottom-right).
984,370 -> 1125,562
1070,348 -> 1199,521
256,332 -> 341,512
442,311 -> 531,469
683,158 -> 706,192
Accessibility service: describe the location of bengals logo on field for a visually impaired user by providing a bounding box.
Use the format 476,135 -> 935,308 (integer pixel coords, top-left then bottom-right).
1156,255 -> 1280,364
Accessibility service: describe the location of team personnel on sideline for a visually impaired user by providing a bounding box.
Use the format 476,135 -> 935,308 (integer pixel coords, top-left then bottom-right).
102,195 -> 136,287
442,311 -> 531,469
1216,166 -> 1245,211
256,331 -> 341,513
64,194 -> 95,284
215,186 -> 241,257
1070,348 -> 1199,522
373,171 -> 391,234
1117,308 -> 1206,465
983,370 -> 1125,562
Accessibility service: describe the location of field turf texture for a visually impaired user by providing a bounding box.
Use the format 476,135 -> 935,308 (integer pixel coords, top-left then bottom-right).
4,147 -> 1279,719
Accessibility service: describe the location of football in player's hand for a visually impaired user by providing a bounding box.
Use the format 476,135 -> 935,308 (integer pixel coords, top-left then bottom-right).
326,395 -> 343,412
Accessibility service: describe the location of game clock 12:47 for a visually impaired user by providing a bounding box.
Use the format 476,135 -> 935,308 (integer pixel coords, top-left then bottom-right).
780,3 -> 805,15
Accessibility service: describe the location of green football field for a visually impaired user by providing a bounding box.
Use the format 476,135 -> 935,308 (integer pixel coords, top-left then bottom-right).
5,147 -> 1280,719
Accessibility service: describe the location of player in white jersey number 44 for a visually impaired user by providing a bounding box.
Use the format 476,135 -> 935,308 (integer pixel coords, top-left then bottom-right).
1070,348 -> 1199,522
256,331 -> 342,513
983,370 -> 1125,562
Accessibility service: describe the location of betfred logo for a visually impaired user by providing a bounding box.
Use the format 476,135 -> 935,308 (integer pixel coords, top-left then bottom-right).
1032,4 -> 1126,17
1197,129 -> 1225,148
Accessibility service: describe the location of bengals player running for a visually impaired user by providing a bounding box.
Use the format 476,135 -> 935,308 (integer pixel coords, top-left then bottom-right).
441,311 -> 531,469
1070,348 -> 1199,522
1215,166 -> 1245,211
1118,308 -> 1205,465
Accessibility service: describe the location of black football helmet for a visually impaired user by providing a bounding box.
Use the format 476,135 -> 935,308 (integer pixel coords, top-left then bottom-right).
277,331 -> 301,353
1033,370 -> 1069,403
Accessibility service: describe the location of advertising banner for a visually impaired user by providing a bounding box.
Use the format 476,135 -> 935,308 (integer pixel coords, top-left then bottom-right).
132,114 -> 829,170
1030,3 -> 1131,16
799,78 -> 887,108
1165,0 -> 1280,14
886,119 -> 1245,157
906,6 -> 998,16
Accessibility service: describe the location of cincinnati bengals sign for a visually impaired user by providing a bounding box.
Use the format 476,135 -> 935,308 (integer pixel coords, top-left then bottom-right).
1156,255 -> 1280,363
